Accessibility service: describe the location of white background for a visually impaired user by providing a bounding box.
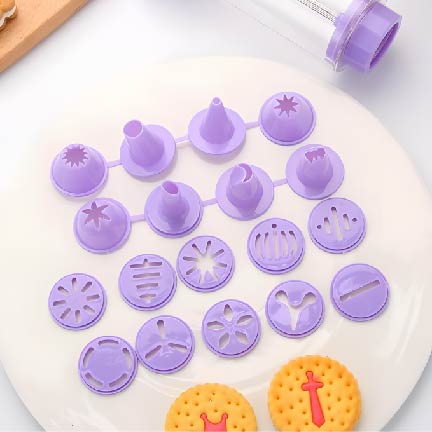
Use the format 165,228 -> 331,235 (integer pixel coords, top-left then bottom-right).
0,0 -> 430,430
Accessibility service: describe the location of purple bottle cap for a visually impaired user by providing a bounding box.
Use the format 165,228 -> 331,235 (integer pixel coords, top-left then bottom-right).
286,144 -> 345,200
247,218 -> 305,275
51,144 -> 108,197
259,92 -> 316,146
49,273 -> 106,330
135,316 -> 195,374
202,300 -> 260,358
308,198 -> 366,254
216,163 -> 274,221
177,236 -> 234,292
74,198 -> 131,254
331,263 -> 390,321
78,336 -> 138,395
188,97 -> 246,156
119,254 -> 177,311
266,281 -> 324,338
120,120 -> 176,179
145,181 -> 203,238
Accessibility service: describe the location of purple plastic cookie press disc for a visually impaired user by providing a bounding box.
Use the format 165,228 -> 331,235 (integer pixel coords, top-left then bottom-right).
202,300 -> 261,358
266,281 -> 324,338
49,273 -> 106,330
331,263 -> 390,322
286,144 -> 345,200
119,254 -> 177,311
247,218 -> 305,275
78,336 -> 138,395
145,181 -> 203,238
177,236 -> 234,292
135,316 -> 195,374
51,144 -> 108,197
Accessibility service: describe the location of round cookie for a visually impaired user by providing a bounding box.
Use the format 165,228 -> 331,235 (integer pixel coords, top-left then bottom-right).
165,384 -> 257,432
268,356 -> 361,432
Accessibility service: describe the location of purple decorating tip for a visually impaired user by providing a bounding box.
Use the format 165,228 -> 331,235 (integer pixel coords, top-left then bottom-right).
120,120 -> 176,179
286,144 -> 345,200
177,236 -> 234,292
119,254 -> 177,311
49,273 -> 106,331
145,181 -> 203,238
216,163 -> 274,220
202,300 -> 260,358
188,97 -> 246,156
247,218 -> 305,275
78,336 -> 138,395
266,281 -> 324,338
135,316 -> 195,374
259,92 -> 316,146
74,197 -> 131,254
51,144 -> 108,197
331,263 -> 390,322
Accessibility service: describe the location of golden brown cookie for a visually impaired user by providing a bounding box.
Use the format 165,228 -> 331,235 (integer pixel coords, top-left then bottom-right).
268,356 -> 361,431
0,0 -> 17,30
165,383 -> 257,432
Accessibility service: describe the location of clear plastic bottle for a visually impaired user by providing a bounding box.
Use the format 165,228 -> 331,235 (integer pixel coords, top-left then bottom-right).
226,0 -> 402,72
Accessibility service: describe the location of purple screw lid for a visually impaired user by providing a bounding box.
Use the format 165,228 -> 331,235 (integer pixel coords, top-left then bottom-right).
202,300 -> 260,358
286,144 -> 345,200
177,236 -> 234,292
266,281 -> 324,338
51,144 -> 108,197
78,336 -> 138,395
259,92 -> 316,146
120,120 -> 176,179
247,218 -> 305,275
145,181 -> 203,238
135,316 -> 195,374
188,97 -> 246,156
74,198 -> 131,254
119,254 -> 177,311
331,263 -> 390,321
49,273 -> 106,330
308,198 -> 366,254
216,163 -> 274,221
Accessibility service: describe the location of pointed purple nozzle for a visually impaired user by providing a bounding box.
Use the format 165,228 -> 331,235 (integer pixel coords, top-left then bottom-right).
159,181 -> 189,225
200,98 -> 235,145
227,163 -> 263,210
297,147 -> 333,190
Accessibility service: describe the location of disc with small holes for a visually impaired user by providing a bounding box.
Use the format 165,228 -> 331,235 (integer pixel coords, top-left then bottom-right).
48,273 -> 106,331
202,300 -> 261,358
78,336 -> 138,395
308,198 -> 366,254
177,236 -> 235,292
247,218 -> 305,274
135,316 -> 195,374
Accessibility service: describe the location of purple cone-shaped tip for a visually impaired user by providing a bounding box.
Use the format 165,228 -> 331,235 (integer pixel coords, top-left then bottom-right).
227,163 -> 263,210
200,97 -> 235,145
159,181 -> 189,225
297,147 -> 333,190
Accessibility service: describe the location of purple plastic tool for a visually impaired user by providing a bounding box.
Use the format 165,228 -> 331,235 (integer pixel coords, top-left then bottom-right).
120,120 -> 176,179
202,300 -> 260,358
216,163 -> 274,220
135,316 -> 194,374
74,198 -> 131,254
145,181 -> 203,238
49,273 -> 106,330
259,92 -> 316,146
177,236 -> 234,292
51,144 -> 108,197
266,281 -> 324,338
308,198 -> 366,254
119,254 -> 177,311
78,336 -> 138,395
247,218 -> 305,275
188,97 -> 246,156
331,263 -> 389,321
286,144 -> 345,200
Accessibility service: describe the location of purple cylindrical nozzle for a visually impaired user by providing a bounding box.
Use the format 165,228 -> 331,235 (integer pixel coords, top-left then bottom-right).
159,181 -> 189,225
227,163 -> 263,210
200,98 -> 235,145
297,147 -> 333,190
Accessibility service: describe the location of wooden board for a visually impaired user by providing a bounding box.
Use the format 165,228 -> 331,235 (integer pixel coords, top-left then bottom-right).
0,0 -> 88,72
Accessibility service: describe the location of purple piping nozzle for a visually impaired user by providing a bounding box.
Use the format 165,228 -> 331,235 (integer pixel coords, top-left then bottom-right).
227,163 -> 263,209
297,147 -> 333,189
200,98 -> 235,145
159,181 -> 190,225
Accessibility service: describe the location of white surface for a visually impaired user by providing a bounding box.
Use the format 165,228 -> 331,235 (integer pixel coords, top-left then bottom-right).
0,0 -> 431,431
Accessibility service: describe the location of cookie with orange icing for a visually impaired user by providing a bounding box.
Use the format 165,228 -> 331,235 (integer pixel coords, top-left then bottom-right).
165,383 -> 257,432
268,356 -> 361,431
0,0 -> 17,30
